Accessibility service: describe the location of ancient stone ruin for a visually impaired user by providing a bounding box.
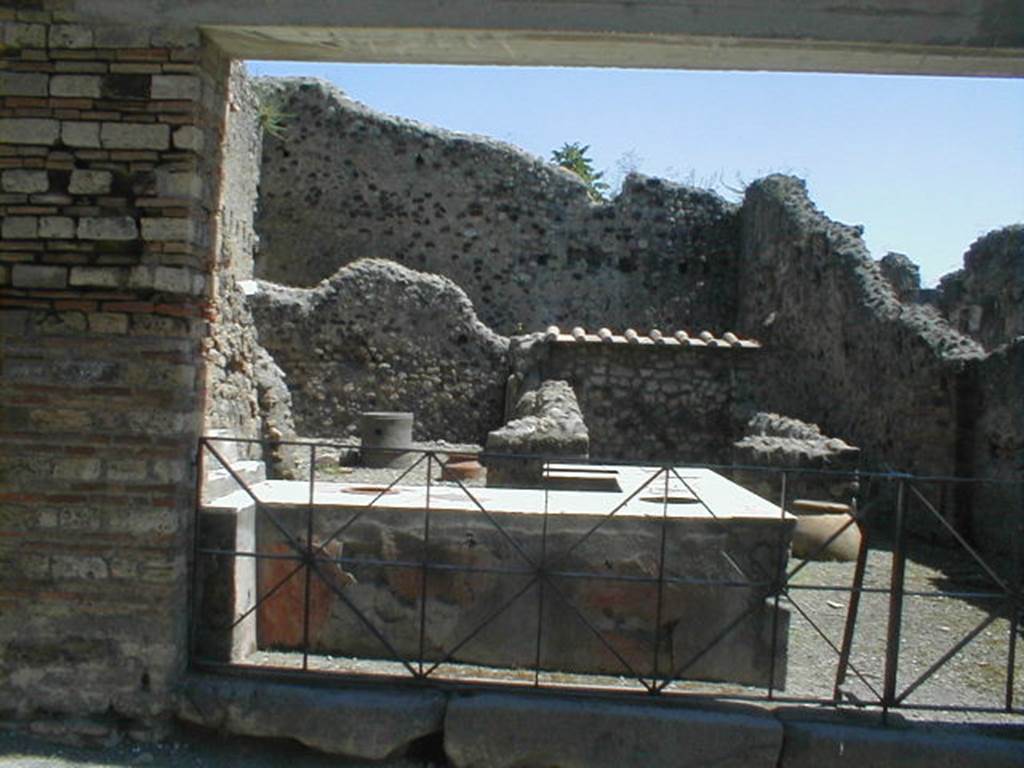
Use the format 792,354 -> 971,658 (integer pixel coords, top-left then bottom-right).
1,3 -> 1021,758
204,70 -> 1020,557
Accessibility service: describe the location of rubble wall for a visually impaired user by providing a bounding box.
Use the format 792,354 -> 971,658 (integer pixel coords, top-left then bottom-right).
246,259 -> 509,444
735,176 -> 986,478
510,335 -> 759,463
253,78 -> 741,336
202,62 -> 264,447
968,339 -> 1024,557
937,225 -> 1024,351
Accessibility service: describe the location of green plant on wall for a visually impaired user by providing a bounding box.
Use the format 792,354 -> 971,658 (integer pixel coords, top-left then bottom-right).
257,93 -> 294,140
551,142 -> 609,202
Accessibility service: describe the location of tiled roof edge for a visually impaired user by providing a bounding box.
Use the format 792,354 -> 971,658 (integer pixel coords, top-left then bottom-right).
542,326 -> 761,349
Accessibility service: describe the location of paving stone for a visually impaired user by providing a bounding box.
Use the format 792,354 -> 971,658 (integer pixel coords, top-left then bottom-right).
445,694 -> 783,768
177,675 -> 446,761
778,721 -> 1024,768
2,169 -> 49,194
0,118 -> 60,146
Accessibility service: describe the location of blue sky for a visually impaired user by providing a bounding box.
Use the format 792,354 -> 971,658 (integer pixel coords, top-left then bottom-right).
248,61 -> 1023,287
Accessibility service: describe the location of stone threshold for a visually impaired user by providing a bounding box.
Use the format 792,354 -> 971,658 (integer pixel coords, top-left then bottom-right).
177,673 -> 1024,767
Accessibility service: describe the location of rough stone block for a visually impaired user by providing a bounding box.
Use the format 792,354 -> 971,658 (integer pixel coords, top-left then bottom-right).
51,554 -> 109,581
141,217 -> 195,243
69,266 -> 128,288
61,121 -> 101,148
2,169 -> 49,194
88,312 -> 130,334
101,74 -> 151,100
0,118 -> 60,146
100,122 -> 170,150
149,26 -> 201,48
69,169 -> 113,195
172,125 -> 204,152
50,75 -> 102,98
3,216 -> 38,239
0,72 -> 48,97
94,26 -> 151,48
3,22 -> 46,48
151,75 -> 200,101
155,169 -> 203,199
12,264 -> 67,289
52,457 -> 102,481
177,676 -> 446,761
778,721 -> 1024,768
129,265 -> 196,294
77,217 -> 138,241
445,694 -> 783,768
49,24 -> 94,49
38,216 -> 75,239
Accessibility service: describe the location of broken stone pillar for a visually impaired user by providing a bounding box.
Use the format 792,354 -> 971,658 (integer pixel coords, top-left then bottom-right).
485,380 -> 589,487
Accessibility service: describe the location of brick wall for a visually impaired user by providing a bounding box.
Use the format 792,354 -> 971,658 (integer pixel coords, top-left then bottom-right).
0,3 -> 228,734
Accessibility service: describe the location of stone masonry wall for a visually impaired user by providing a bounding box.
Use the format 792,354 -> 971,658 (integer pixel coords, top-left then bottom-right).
966,338 -> 1024,558
510,333 -> 759,463
937,225 -> 1023,351
735,176 -> 985,479
0,4 -> 228,735
254,78 -> 740,336
202,62 -> 263,447
247,259 -> 510,444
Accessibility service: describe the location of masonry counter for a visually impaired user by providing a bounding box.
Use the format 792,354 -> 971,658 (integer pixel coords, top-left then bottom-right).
199,466 -> 795,688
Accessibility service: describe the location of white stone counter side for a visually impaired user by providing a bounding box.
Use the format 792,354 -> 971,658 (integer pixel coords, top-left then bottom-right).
221,465 -> 788,521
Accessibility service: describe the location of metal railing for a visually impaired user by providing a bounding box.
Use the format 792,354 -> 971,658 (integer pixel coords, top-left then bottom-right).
189,435 -> 1023,719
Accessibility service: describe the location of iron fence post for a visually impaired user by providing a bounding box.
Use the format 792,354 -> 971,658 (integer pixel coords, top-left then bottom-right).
188,436 -> 206,665
301,443 -> 317,672
534,480 -> 550,687
768,470 -> 787,700
651,466 -> 670,691
418,453 -> 434,677
835,496 -> 869,702
1007,487 -> 1023,712
882,478 -> 908,720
